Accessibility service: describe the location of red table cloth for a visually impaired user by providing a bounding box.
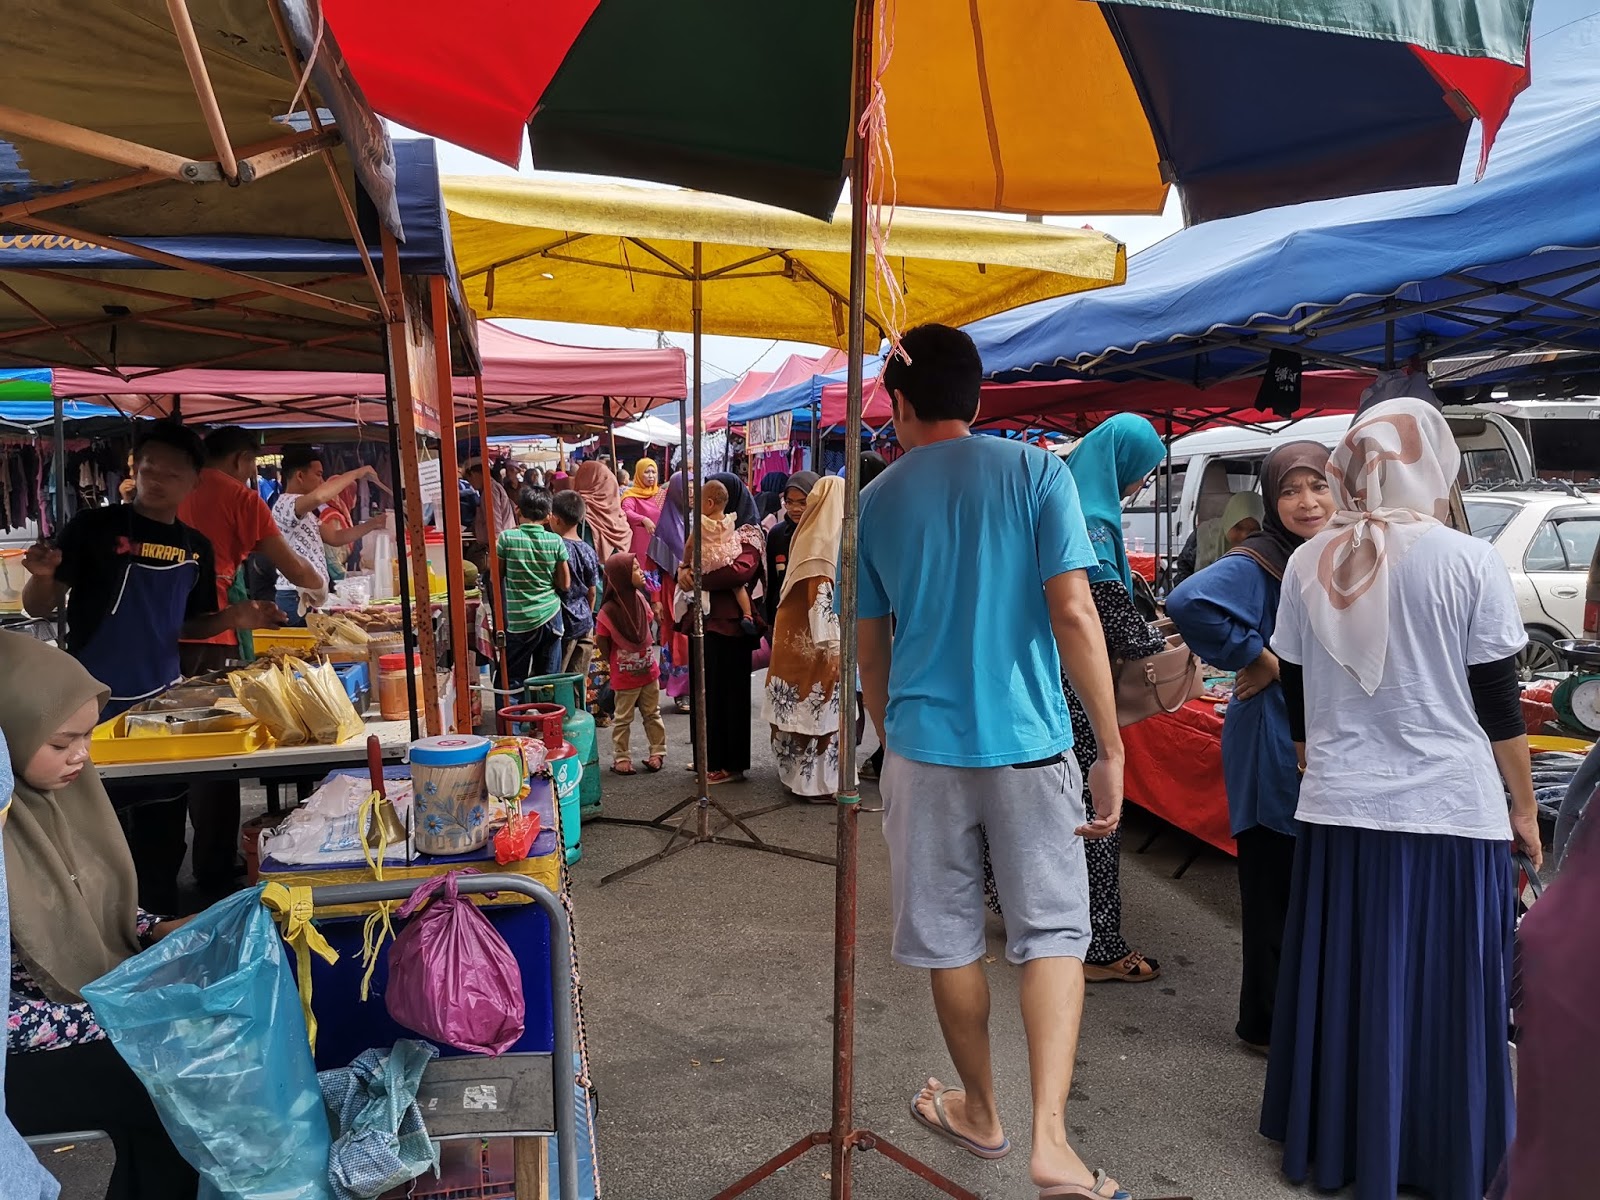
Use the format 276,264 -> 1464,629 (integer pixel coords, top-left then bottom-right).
1121,698 -> 1236,855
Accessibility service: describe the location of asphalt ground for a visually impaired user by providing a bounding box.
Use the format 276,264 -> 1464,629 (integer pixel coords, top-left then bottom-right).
43,674 -> 1336,1200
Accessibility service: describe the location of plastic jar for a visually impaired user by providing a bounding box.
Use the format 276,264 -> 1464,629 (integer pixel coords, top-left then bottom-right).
378,652 -> 424,721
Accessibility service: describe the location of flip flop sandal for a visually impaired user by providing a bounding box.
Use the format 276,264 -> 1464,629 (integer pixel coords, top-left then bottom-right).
706,770 -> 736,786
611,762 -> 636,776
1083,951 -> 1161,983
907,1085 -> 1010,1160
643,756 -> 664,772
1038,1169 -> 1132,1198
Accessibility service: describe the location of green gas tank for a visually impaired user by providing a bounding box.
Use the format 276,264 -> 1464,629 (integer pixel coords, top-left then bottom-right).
525,673 -> 600,819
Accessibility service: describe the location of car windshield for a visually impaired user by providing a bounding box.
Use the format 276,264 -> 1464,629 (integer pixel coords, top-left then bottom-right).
1463,499 -> 1519,543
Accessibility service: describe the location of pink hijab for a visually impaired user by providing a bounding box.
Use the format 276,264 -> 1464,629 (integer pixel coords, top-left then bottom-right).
572,461 -> 630,559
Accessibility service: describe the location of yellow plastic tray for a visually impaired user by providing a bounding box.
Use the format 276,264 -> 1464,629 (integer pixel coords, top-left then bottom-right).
92,714 -> 272,764
1530,734 -> 1594,754
251,628 -> 319,654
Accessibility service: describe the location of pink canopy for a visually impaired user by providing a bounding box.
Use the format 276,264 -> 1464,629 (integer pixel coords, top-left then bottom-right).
706,349 -> 848,432
50,321 -> 687,433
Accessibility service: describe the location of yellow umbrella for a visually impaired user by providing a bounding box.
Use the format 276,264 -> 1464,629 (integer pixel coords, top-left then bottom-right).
444,176 -> 1125,343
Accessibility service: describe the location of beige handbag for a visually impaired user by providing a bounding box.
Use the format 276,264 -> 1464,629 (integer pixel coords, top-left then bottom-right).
1112,618 -> 1205,727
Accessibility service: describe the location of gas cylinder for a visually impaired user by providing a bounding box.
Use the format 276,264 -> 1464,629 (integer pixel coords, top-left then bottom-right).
525,673 -> 600,819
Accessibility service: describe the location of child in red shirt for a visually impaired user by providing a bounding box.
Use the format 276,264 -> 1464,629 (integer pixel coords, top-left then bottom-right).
595,553 -> 666,775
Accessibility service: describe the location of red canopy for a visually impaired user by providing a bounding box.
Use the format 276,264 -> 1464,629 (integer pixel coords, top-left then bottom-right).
811,370 -> 1372,434
50,322 -> 686,433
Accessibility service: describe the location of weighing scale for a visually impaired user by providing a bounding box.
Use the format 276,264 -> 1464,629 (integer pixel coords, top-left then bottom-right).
1553,640 -> 1600,737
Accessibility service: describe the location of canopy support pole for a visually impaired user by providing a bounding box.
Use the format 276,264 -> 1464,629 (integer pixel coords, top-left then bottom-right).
385,361 -> 421,744
597,250 -> 832,884
51,390 -> 65,536
164,0 -> 240,181
605,396 -> 620,471
473,374 -> 510,697
711,3 -> 975,1198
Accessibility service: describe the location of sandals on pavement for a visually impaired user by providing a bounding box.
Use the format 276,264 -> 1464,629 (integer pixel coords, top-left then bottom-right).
643,756 -> 664,772
907,1084 -> 1010,1161
1083,950 -> 1160,983
611,760 -> 636,776
1038,1169 -> 1132,1198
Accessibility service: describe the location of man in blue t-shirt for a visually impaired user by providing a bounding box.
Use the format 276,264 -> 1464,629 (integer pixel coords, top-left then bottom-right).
854,324 -> 1126,1196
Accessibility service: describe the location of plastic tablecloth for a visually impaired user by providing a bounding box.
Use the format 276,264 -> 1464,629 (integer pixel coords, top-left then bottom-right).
1127,552 -> 1157,582
1121,698 -> 1236,855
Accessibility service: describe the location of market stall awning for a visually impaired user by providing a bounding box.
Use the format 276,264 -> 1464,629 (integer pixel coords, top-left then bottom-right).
50,319 -> 687,433
327,0 -> 1530,223
970,372 -> 1371,436
1,131 -> 475,374
443,177 -> 1126,345
0,3 -> 471,374
968,0 -> 1600,393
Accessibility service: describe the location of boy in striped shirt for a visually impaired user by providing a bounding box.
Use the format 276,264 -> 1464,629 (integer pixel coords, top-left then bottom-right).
496,488 -> 571,689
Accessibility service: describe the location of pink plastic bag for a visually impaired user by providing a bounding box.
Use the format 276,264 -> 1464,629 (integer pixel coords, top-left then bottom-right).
386,871 -> 525,1056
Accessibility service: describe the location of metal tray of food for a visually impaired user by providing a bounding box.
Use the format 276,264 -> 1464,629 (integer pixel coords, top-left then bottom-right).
123,707 -> 240,737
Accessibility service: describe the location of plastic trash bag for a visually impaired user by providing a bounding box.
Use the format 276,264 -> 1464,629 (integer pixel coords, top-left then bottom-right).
386,872 -> 525,1056
320,1040 -> 439,1200
81,886 -> 335,1200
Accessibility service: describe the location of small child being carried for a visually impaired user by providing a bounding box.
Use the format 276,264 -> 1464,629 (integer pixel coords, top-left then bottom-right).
673,478 -> 761,636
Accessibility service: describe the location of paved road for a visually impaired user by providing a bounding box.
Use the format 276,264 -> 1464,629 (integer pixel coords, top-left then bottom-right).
44,675 -> 1325,1199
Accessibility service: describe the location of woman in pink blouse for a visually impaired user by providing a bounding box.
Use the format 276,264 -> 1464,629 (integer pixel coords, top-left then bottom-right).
621,457 -> 664,565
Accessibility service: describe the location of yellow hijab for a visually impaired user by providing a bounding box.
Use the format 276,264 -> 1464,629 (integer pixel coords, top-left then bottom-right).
622,457 -> 662,502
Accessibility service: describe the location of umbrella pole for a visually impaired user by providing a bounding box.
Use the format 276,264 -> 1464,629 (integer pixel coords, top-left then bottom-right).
598,246 -> 834,884
712,3 -> 975,1199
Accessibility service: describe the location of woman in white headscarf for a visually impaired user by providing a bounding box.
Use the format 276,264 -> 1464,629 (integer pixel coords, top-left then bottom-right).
1260,399 -> 1541,1200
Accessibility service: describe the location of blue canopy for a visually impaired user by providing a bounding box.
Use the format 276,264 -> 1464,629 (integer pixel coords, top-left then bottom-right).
727,356 -> 885,425
969,0 -> 1600,393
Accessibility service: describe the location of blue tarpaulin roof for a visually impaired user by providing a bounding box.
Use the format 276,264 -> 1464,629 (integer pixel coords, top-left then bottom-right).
968,0 -> 1600,392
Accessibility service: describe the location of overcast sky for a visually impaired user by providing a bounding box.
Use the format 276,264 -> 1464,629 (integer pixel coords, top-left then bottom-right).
410,130 -> 1184,382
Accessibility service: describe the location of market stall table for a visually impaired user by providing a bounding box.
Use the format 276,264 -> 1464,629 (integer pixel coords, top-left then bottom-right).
97,716 -> 415,812
1121,698 -> 1235,859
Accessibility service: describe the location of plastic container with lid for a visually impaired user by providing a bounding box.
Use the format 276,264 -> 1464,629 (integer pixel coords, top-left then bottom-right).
377,651 -> 424,722
409,733 -> 492,854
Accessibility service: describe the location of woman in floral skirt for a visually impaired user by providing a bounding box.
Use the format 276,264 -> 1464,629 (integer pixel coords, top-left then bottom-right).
762,475 -> 850,799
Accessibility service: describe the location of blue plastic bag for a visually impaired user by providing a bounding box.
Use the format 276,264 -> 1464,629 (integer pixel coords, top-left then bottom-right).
81,885 -> 334,1200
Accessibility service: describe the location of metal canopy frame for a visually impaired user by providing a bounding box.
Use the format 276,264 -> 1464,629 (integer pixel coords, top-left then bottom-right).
1066,252 -> 1600,391
0,0 -> 484,735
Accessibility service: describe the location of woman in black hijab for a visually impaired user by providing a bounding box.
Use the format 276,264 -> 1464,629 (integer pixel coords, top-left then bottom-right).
1166,441 -> 1335,1050
762,472 -> 818,625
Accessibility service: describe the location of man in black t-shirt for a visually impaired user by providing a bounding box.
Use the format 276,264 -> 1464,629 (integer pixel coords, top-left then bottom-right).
21,421 -> 283,911
23,422 -> 283,716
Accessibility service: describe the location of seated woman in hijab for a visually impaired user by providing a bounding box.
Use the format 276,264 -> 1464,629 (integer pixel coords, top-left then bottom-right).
0,632 -> 197,1200
1169,492 -> 1266,588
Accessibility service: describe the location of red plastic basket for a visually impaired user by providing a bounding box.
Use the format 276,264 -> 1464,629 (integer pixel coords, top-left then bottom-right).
496,702 -> 565,750
380,1139 -> 515,1199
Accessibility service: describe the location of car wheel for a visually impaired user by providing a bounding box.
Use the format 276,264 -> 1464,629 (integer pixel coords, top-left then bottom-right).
1518,628 -> 1564,679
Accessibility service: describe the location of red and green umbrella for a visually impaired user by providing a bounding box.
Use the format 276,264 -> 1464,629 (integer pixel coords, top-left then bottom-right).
324,0 -> 1532,222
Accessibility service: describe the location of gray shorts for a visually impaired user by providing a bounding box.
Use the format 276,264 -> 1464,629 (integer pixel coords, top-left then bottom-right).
880,748 -> 1091,968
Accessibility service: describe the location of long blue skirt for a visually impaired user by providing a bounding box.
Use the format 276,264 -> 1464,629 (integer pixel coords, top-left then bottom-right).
1260,823 -> 1516,1200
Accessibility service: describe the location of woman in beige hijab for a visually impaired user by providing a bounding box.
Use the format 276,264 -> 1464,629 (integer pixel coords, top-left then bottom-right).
0,632 -> 197,1199
760,476 -> 852,799
1261,400 -> 1539,1200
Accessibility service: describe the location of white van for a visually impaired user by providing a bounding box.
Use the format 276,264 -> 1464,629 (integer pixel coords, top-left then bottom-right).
1111,408 -> 1533,581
